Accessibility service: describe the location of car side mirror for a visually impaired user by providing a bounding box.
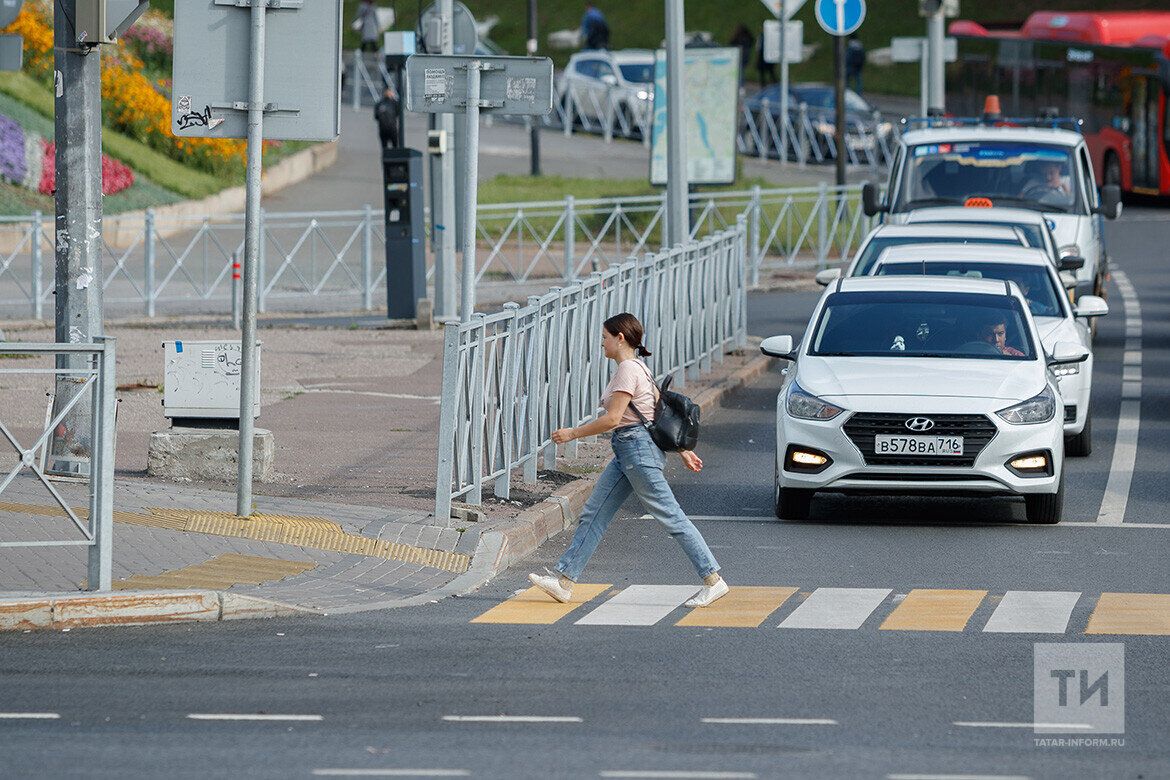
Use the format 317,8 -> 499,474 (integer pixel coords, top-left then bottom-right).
1073,295 -> 1109,319
1095,184 -> 1121,219
815,268 -> 841,287
1048,341 -> 1090,365
1058,256 -> 1085,272
760,335 -> 796,360
861,181 -> 885,217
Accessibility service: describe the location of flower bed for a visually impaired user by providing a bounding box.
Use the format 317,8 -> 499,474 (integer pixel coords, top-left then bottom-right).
0,110 -> 135,197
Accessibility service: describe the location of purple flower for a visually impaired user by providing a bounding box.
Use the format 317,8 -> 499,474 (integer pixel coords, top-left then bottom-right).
0,114 -> 27,185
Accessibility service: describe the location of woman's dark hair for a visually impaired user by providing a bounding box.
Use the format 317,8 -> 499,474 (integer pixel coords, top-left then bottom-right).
604,312 -> 652,358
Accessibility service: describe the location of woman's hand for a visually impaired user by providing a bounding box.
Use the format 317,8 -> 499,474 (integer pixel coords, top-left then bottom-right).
551,428 -> 576,445
680,450 -> 703,473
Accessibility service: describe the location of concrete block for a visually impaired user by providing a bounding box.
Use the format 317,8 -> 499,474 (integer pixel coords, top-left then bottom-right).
52,591 -> 220,629
219,592 -> 317,621
0,598 -> 53,631
147,427 -> 275,483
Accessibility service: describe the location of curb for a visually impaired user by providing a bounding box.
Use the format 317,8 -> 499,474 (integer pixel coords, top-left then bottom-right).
454,344 -> 776,594
0,590 -> 318,632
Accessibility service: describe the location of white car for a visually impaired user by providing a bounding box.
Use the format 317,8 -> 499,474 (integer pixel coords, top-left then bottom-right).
816,223 -> 1029,286
761,276 -> 1089,524
866,243 -> 1109,454
558,49 -> 654,133
863,123 -> 1122,301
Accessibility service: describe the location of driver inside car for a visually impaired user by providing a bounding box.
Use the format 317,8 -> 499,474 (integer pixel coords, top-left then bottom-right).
1021,160 -> 1073,207
977,316 -> 1024,357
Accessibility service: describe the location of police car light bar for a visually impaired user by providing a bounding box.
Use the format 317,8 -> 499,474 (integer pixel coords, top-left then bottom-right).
899,116 -> 1085,132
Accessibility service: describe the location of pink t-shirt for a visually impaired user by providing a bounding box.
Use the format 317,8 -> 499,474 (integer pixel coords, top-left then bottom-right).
600,359 -> 657,426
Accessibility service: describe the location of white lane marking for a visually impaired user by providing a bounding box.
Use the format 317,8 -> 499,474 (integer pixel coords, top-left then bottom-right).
1098,268 -> 1142,526
952,721 -> 1093,730
701,717 -> 837,725
0,713 -> 60,719
187,713 -> 323,722
778,587 -> 891,630
600,773 -> 757,779
575,585 -> 700,626
1063,521 -> 1168,528
887,775 -> 1031,780
312,771 -> 470,778
441,715 -> 581,723
981,591 -> 1081,634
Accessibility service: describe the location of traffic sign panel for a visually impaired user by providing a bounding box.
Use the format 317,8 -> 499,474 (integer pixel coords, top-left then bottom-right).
815,0 -> 866,37
404,55 -> 553,116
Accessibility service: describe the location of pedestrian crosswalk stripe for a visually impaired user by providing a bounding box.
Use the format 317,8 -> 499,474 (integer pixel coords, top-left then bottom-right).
575,585 -> 700,626
1084,592 -> 1170,635
777,588 -> 892,630
880,589 -> 987,632
675,587 -> 798,629
471,584 -> 612,624
982,591 -> 1081,634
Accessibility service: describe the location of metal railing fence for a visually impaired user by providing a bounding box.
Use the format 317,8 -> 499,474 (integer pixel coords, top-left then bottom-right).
0,340 -> 117,591
434,221 -> 747,520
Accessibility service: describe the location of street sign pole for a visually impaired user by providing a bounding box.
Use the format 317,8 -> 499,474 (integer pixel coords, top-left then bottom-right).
927,2 -> 945,112
834,32 -> 846,187
778,6 -> 788,163
815,0 -> 865,187
49,0 -> 103,479
919,39 -> 929,117
460,61 -> 482,322
236,0 -> 268,518
436,0 -> 457,320
664,0 -> 687,248
527,0 -> 541,177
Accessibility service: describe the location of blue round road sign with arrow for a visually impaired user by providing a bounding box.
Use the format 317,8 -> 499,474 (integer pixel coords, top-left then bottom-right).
815,0 -> 866,36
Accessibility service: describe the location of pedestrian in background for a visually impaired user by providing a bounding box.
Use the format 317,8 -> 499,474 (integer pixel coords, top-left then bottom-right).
354,0 -> 381,53
846,35 -> 866,94
528,313 -> 729,609
374,86 -> 400,150
580,2 -> 611,50
729,24 -> 754,85
756,22 -> 777,86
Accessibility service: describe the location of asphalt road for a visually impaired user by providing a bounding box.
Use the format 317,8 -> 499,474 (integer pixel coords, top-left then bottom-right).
1,207 -> 1167,779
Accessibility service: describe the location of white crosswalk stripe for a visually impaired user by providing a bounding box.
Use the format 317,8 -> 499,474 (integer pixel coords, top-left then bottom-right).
575,585 -> 700,626
777,588 -> 892,630
982,591 -> 1081,634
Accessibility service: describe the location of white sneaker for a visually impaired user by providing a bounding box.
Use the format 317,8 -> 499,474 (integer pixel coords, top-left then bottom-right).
685,578 -> 729,608
528,568 -> 572,603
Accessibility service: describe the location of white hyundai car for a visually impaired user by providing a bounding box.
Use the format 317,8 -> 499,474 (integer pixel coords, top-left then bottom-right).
867,244 -> 1108,455
761,276 -> 1089,524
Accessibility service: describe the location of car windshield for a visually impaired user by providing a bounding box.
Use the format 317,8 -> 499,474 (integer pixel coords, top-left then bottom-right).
914,220 -> 1045,250
895,142 -> 1085,215
811,291 -> 1036,360
793,87 -> 870,112
851,235 -> 1022,276
618,63 -> 653,84
875,262 -> 1066,319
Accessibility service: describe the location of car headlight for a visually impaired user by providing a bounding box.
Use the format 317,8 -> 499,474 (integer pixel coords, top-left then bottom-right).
1059,244 -> 1081,259
1052,363 -> 1080,377
786,381 -> 846,421
636,89 -> 650,101
813,120 -> 835,135
996,386 -> 1057,425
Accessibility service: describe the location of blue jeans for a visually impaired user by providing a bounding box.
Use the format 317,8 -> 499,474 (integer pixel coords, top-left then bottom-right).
555,425 -> 720,581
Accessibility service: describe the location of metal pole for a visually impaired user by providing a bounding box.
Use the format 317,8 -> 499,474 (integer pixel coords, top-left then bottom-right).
435,0 -> 457,320
919,39 -> 929,117
527,0 -> 541,176
778,11 -> 789,162
927,5 -> 945,113
88,337 -> 115,591
834,33 -> 847,187
144,209 -> 156,317
361,203 -> 373,311
460,61 -> 482,322
664,0 -> 688,248
237,0 -> 267,518
30,211 -> 41,320
50,0 -> 102,478
231,253 -> 241,330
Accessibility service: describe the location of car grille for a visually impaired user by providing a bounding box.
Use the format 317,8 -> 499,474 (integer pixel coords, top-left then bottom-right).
842,413 -> 998,468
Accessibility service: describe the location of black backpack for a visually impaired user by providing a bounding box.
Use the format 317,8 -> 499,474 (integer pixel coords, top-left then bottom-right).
630,369 -> 701,452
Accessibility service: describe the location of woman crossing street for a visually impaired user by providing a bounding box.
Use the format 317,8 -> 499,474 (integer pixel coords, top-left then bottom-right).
528,313 -> 729,608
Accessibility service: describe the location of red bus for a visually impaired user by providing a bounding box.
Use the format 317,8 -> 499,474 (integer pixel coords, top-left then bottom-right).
947,11 -> 1170,196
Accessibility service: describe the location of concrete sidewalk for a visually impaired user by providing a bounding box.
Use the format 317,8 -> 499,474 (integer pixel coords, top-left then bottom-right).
0,315 -> 770,626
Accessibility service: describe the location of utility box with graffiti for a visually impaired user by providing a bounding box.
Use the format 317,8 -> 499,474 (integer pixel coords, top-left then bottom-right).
162,340 -> 261,421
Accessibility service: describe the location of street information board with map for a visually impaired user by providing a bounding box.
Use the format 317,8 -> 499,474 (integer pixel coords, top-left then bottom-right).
650,47 -> 739,186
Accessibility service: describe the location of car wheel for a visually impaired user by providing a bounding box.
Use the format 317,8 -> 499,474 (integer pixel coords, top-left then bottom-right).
1025,476 -> 1064,524
775,483 -> 814,521
1065,410 -> 1092,457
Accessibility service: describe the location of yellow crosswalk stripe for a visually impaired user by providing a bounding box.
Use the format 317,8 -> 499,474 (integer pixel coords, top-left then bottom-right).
879,589 -> 988,632
471,584 -> 612,624
675,586 -> 798,628
1084,593 -> 1170,635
